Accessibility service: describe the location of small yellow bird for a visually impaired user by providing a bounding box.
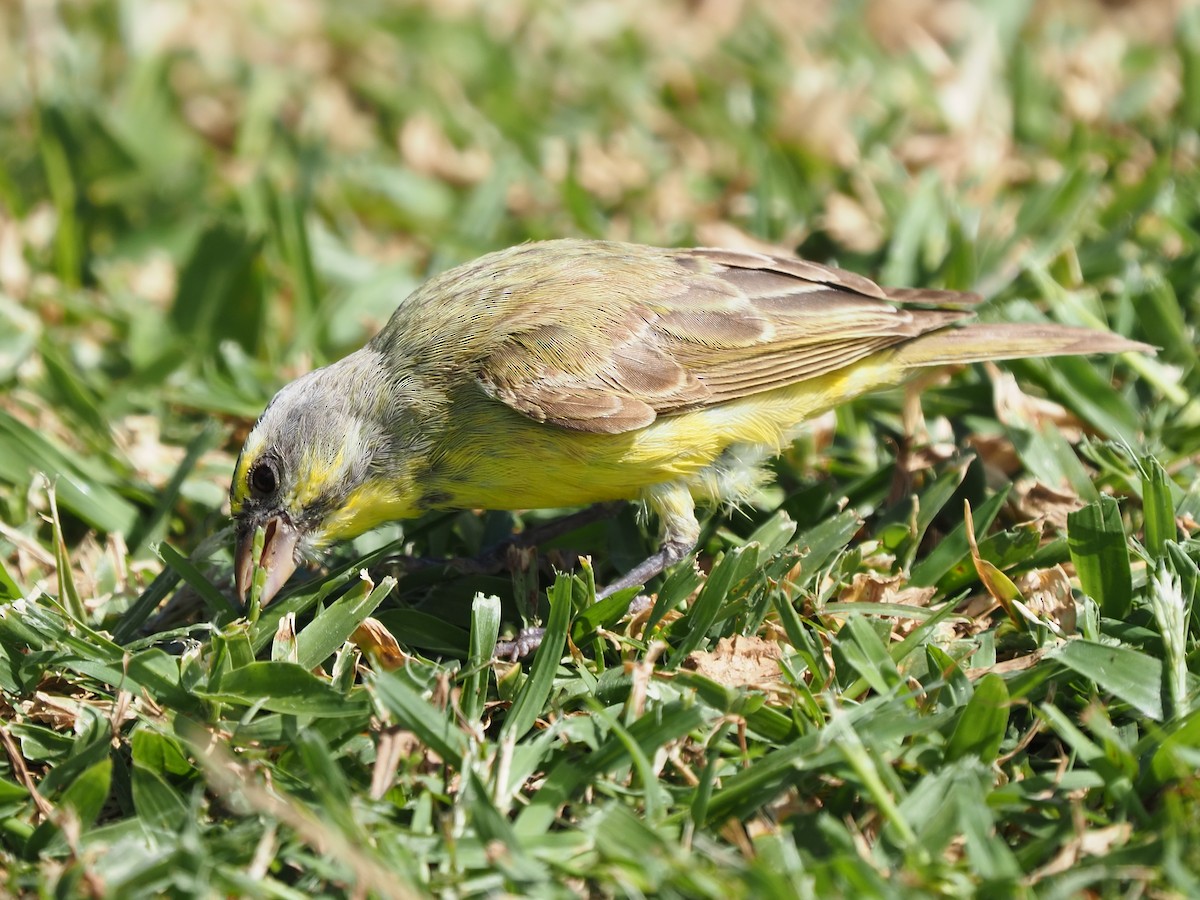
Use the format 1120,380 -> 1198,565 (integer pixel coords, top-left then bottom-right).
231,239 -> 1145,640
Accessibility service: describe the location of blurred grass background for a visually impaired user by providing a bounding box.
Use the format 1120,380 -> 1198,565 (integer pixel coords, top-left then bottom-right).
2,0 -> 1200,896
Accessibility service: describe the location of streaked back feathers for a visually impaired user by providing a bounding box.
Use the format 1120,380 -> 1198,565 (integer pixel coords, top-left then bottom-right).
368,239 -> 1147,435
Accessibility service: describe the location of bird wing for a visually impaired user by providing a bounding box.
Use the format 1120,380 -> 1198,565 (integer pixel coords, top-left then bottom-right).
476,246 -> 974,434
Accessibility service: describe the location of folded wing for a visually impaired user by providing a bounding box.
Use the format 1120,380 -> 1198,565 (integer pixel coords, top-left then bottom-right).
475,245 -> 1141,435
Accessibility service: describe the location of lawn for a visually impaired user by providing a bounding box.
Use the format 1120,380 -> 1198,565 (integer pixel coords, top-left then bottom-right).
2,0 -> 1199,896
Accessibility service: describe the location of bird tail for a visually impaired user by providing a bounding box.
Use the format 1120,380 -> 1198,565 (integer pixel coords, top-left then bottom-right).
891,323 -> 1153,370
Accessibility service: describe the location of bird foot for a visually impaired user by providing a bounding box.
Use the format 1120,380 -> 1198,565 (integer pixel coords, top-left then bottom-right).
482,508 -> 696,661
494,627 -> 547,661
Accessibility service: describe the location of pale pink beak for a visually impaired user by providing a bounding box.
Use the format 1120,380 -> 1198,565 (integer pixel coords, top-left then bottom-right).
235,516 -> 300,607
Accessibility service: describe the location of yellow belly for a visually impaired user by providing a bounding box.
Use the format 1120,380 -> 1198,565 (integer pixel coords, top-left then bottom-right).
430,355 -> 901,511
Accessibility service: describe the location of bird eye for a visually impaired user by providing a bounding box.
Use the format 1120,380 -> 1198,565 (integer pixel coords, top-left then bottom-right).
249,460 -> 278,496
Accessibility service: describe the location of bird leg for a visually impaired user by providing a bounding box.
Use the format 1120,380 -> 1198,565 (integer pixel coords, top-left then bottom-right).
613,480 -> 702,595
595,536 -> 696,599
494,482 -> 701,660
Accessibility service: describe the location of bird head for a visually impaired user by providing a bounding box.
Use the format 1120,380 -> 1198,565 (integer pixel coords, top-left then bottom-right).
229,349 -> 425,606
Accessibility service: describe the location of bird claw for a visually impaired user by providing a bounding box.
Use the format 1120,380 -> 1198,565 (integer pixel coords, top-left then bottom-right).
494,627 -> 546,661
493,529 -> 693,662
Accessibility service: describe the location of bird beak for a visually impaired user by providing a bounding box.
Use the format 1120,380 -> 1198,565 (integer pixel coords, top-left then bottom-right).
235,516 -> 300,607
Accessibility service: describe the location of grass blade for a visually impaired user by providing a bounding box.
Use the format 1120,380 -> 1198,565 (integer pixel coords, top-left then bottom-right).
1068,495 -> 1133,620
501,573 -> 573,742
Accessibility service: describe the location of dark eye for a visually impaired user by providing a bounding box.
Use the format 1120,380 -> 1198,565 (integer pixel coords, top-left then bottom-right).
249,460 -> 278,496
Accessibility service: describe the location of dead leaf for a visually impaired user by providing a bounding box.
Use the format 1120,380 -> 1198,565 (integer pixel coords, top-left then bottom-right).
965,501 -> 1074,636
352,617 -> 411,671
1031,822 -> 1132,881
964,500 -> 1025,620
968,432 -> 1022,477
840,573 -> 937,608
966,647 -> 1049,679
1014,480 -> 1084,531
683,635 -> 782,688
370,727 -> 423,800
1015,566 -> 1077,635
399,112 -> 492,186
957,592 -> 1000,634
989,365 -> 1084,437
822,193 -> 885,254
899,442 -> 960,474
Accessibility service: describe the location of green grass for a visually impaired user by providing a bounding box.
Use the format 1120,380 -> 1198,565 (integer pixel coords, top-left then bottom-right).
2,1 -> 1200,896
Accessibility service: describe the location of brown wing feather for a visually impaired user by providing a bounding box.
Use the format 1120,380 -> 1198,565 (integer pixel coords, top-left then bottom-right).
685,336 -> 904,404
478,307 -> 710,433
476,243 -> 975,434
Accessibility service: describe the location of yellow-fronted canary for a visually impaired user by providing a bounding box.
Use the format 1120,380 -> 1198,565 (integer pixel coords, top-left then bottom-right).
231,239 -> 1146,643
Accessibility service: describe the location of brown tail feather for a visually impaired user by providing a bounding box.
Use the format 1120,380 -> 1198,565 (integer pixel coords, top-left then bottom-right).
891,323 -> 1154,369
